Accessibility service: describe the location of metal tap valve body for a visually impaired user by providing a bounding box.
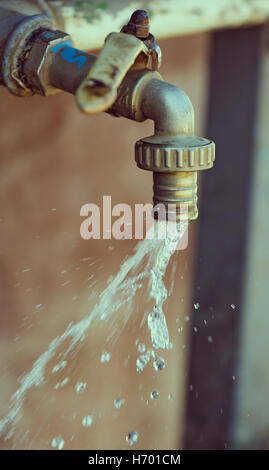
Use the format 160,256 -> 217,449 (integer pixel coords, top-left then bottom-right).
0,6 -> 215,222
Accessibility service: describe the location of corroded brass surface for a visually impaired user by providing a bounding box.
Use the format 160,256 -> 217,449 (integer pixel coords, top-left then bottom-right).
121,9 -> 150,39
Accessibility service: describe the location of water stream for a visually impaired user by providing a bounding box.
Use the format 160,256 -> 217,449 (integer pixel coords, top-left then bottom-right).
0,219 -> 186,446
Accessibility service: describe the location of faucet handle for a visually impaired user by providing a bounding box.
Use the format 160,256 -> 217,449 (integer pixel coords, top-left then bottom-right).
76,32 -> 148,114
76,10 -> 161,114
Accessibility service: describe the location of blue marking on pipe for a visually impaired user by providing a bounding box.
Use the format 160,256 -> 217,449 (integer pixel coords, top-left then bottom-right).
61,47 -> 87,69
43,33 -> 54,38
51,40 -> 72,54
51,41 -> 87,69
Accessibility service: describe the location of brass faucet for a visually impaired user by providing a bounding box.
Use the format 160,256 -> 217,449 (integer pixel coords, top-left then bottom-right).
0,8 -> 215,221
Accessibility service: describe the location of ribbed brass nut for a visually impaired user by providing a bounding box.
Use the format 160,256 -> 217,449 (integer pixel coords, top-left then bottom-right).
135,135 -> 215,172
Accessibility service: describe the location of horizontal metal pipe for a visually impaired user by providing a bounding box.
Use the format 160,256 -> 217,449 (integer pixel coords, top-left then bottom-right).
0,8 -> 27,85
48,47 -> 96,94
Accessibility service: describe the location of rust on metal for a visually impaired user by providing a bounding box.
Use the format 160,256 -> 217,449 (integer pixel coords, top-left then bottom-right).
121,9 -> 150,39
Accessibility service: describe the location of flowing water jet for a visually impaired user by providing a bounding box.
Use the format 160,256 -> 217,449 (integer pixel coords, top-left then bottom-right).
0,220 -> 186,440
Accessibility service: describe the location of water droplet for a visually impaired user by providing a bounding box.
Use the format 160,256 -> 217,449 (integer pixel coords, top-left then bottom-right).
136,350 -> 151,372
193,326 -> 198,333
185,315 -> 190,322
168,393 -> 173,400
75,381 -> 87,394
100,351 -> 111,363
114,398 -> 125,409
138,343 -> 146,353
231,304 -> 236,310
148,309 -> 169,349
61,377 -> 69,387
150,389 -> 159,400
177,327 -> 183,333
126,431 -> 138,446
153,356 -> 165,372
208,336 -> 213,343
80,256 -> 92,263
194,302 -> 200,310
22,268 -> 32,273
52,360 -> 67,374
51,436 -> 65,450
232,375 -> 236,381
82,415 -> 93,427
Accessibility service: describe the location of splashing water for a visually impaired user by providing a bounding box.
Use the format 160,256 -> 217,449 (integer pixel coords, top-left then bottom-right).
147,223 -> 184,350
82,415 -> 94,427
136,350 -> 151,373
138,343 -> 146,353
126,431 -> 138,446
100,351 -> 111,363
153,355 -> 165,372
114,398 -> 125,409
76,382 -> 87,394
150,390 -> 159,400
136,221 -> 186,370
0,220 -> 186,439
51,436 -> 65,450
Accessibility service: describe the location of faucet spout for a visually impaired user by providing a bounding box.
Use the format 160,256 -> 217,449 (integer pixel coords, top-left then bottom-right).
111,70 -> 214,222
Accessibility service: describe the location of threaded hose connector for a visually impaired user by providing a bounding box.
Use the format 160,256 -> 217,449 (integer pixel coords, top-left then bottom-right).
135,135 -> 215,221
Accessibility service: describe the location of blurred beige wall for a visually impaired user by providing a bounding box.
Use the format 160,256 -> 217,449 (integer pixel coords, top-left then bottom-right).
0,33 -> 209,450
